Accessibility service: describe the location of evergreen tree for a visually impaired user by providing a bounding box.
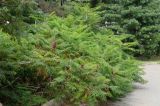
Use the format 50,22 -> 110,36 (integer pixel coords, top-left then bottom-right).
90,0 -> 99,7
98,0 -> 160,57
0,0 -> 42,35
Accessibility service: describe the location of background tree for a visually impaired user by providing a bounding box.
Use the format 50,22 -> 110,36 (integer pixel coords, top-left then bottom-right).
98,0 -> 160,57
90,0 -> 99,7
0,0 -> 42,35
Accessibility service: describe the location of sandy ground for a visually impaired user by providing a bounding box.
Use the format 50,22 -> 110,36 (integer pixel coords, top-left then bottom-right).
107,62 -> 160,106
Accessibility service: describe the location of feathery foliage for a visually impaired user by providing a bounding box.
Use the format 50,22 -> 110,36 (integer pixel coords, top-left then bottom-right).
0,4 -> 144,105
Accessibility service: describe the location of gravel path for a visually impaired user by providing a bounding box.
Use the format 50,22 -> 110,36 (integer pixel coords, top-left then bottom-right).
107,62 -> 160,106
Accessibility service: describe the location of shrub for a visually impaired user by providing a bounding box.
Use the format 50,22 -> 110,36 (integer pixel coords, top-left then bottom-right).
0,4 -> 144,106
0,30 -> 47,105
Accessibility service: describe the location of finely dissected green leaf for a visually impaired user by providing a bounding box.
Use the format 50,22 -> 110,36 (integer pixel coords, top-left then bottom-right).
0,3 -> 144,106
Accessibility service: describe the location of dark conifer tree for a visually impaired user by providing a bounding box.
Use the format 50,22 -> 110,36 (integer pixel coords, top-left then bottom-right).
90,0 -> 99,7
98,0 -> 160,57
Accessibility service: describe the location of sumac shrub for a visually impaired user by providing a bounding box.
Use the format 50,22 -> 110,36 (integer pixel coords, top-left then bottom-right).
0,4 -> 144,106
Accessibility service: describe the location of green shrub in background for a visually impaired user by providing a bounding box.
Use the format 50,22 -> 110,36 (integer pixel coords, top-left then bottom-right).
0,4 -> 144,105
0,0 -> 43,35
97,0 -> 160,57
